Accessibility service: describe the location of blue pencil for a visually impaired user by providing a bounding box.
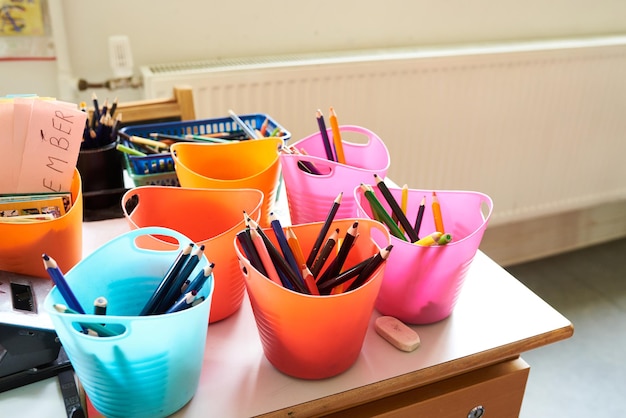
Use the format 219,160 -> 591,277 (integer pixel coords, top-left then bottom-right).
42,254 -> 85,314
140,242 -> 194,316
316,109 -> 335,161
153,244 -> 204,314
269,212 -> 301,290
184,262 -> 214,294
165,290 -> 198,314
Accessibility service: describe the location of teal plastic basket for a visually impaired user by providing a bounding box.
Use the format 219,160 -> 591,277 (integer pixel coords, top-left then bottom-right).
44,227 -> 214,418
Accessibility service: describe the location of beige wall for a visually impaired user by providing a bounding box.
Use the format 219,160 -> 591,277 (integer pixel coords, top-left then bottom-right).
2,0 -> 626,102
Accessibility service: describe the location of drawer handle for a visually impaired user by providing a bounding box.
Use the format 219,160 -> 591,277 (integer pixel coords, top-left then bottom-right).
468,405 -> 485,418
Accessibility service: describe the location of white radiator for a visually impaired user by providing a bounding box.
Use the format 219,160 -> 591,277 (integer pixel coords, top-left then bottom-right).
141,37 -> 626,226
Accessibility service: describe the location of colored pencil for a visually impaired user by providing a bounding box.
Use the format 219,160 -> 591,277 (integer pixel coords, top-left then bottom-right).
316,109 -> 335,161
400,184 -> 409,233
301,265 -> 320,295
374,174 -> 419,242
432,191 -> 445,233
413,196 -> 426,239
228,109 -> 260,139
116,143 -> 147,157
260,117 -> 269,136
360,184 -> 407,241
285,226 -> 307,272
185,262 -> 215,294
317,253 -> 374,293
236,228 -> 267,277
53,304 -> 118,337
306,192 -> 342,267
347,244 -> 393,292
329,107 -> 346,164
154,244 -> 205,314
140,243 -> 193,315
131,135 -> 170,150
165,290 -> 198,314
93,296 -> 108,316
109,97 -> 118,117
317,221 -> 359,284
250,228 -> 282,286
42,254 -> 85,314
310,228 -> 339,278
185,134 -> 232,144
297,148 -> 322,175
438,233 -> 453,245
415,231 -> 443,246
270,212 -> 303,289
248,217 -> 308,293
91,92 -> 100,130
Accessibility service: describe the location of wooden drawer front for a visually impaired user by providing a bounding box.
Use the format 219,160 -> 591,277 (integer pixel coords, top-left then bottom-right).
326,358 -> 530,418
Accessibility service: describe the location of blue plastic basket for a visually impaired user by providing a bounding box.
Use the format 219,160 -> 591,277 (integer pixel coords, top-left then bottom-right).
119,113 -> 291,184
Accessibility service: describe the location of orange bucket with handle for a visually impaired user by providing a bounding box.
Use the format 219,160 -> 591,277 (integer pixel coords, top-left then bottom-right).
171,138 -> 282,228
122,186 -> 263,323
0,168 -> 83,278
234,218 -> 390,379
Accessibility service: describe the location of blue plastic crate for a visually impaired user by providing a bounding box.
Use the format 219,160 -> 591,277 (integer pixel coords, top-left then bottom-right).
119,113 -> 291,177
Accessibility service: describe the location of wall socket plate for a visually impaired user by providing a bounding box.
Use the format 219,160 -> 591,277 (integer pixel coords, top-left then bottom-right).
108,35 -> 134,78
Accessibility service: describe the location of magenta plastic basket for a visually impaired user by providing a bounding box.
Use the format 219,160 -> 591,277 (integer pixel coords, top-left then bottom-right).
280,125 -> 390,225
355,186 -> 493,324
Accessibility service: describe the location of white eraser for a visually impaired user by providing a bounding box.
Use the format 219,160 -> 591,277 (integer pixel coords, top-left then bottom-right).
374,316 -> 421,352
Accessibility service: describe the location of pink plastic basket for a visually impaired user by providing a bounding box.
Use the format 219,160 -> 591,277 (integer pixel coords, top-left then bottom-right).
280,125 -> 390,225
355,186 -> 493,324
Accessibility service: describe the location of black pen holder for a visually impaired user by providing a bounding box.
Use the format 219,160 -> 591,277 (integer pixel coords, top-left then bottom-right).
77,142 -> 125,210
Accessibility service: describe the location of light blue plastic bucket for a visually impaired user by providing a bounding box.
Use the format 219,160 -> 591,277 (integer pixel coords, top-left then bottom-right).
44,227 -> 214,418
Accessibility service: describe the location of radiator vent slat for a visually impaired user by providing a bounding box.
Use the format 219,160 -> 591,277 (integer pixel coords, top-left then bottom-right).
141,37 -> 626,226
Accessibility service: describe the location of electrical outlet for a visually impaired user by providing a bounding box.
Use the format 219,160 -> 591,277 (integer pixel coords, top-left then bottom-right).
108,35 -> 134,78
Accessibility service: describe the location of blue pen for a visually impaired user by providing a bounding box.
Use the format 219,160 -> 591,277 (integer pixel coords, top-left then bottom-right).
42,254 -> 85,314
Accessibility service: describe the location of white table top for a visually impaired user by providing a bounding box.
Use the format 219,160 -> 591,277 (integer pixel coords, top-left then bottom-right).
0,215 -> 573,418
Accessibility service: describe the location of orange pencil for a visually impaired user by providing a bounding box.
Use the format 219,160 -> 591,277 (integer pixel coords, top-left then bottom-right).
329,107 -> 346,164
285,226 -> 307,270
432,191 -> 445,233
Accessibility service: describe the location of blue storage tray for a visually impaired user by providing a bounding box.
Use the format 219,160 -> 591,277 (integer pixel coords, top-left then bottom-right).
119,113 -> 291,176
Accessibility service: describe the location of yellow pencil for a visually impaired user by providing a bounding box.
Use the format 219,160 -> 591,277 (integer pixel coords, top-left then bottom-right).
129,135 -> 170,150
415,231 -> 443,246
329,107 -> 346,164
400,184 -> 408,234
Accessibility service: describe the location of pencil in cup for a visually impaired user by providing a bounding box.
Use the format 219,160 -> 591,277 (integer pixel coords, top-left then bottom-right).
42,228 -> 215,418
234,218 -> 391,379
354,186 -> 494,324
278,125 -> 390,225
236,218 -> 391,296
